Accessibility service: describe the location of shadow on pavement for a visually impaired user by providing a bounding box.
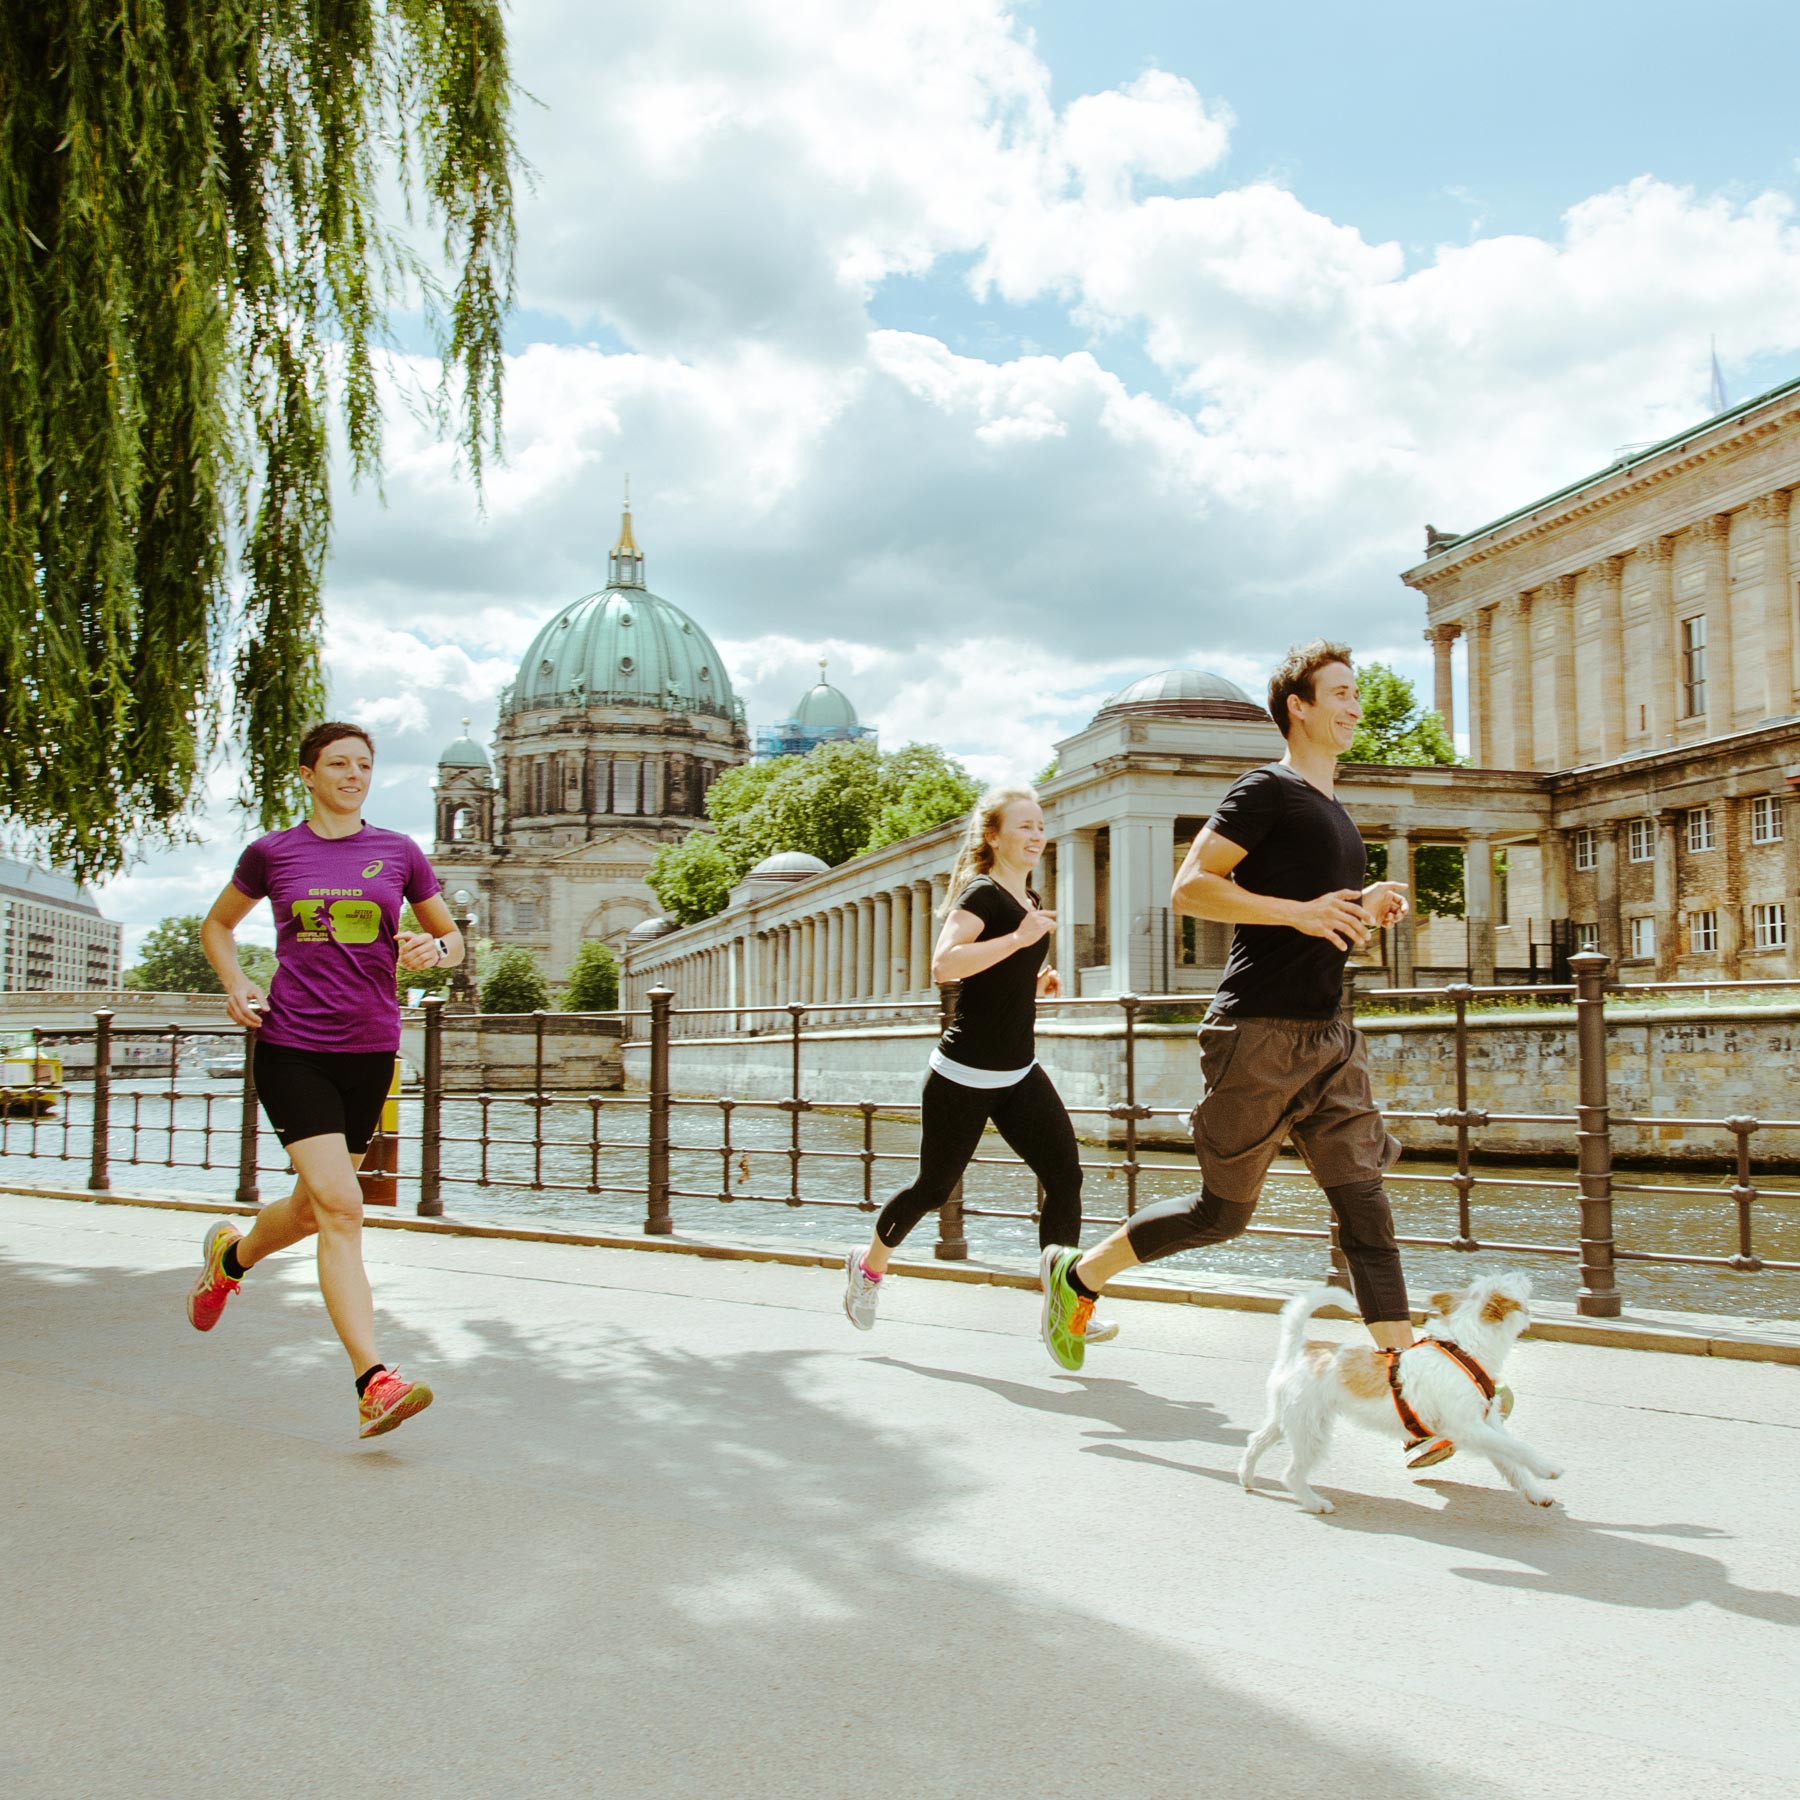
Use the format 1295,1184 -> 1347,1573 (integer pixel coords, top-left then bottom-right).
0,1241 -> 1515,1800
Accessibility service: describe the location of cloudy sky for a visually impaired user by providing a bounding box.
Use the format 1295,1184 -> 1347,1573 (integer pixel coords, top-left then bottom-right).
103,0 -> 1800,952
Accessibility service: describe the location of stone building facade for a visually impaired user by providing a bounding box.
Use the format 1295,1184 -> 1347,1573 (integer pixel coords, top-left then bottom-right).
0,858 -> 122,991
1405,373 -> 1800,979
431,505 -> 751,976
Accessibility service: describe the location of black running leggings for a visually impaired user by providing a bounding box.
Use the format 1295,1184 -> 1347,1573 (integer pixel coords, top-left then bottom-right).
875,1066 -> 1082,1251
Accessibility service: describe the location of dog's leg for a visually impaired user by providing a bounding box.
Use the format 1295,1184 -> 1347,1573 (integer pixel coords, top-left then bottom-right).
1459,1419 -> 1561,1507
1280,1404 -> 1336,1515
1239,1413 -> 1283,1492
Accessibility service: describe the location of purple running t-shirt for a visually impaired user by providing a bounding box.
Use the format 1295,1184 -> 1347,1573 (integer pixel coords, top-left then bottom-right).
231,823 -> 442,1053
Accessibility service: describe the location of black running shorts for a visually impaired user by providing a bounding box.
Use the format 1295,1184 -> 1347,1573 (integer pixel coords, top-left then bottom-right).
253,1042 -> 396,1153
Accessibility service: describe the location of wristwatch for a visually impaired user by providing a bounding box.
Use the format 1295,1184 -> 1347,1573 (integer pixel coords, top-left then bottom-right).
433,936 -> 450,965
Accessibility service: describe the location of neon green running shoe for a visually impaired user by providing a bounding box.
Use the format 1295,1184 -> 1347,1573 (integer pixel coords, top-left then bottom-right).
1038,1246 -> 1089,1372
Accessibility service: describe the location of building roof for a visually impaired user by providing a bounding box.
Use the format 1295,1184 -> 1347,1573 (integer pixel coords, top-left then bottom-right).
791,662 -> 859,731
749,851 -> 831,878
1413,371 -> 1800,566
0,857 -> 103,915
438,719 -> 491,768
1092,668 -> 1266,725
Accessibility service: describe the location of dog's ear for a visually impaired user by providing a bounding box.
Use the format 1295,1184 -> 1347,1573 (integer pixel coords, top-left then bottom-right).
1479,1289 -> 1527,1325
1427,1290 -> 1464,1318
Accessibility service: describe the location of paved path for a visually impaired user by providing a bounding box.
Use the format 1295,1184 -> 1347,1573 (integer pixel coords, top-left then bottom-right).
3,1191 -> 1797,1800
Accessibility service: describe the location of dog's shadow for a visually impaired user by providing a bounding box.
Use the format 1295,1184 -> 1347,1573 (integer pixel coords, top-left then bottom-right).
1094,1442 -> 1797,1624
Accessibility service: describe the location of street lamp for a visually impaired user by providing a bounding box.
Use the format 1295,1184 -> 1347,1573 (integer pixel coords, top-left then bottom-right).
448,889 -> 477,1012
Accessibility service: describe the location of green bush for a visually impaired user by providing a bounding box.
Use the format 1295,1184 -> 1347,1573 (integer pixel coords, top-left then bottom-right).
479,945 -> 551,1014
561,940 -> 620,1011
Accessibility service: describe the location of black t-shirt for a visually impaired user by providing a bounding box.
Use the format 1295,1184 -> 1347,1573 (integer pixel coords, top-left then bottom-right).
1205,763 -> 1368,1020
936,877 -> 1046,1070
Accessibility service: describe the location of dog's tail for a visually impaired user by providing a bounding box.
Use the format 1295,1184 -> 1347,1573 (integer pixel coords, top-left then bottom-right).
1274,1286 -> 1343,1368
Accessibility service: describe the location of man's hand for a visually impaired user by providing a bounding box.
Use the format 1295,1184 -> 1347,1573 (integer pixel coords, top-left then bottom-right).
396,930 -> 444,972
1361,881 -> 1410,929
1293,889 -> 1374,950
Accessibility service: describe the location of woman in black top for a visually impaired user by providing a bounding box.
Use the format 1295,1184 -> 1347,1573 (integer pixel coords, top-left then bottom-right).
842,785 -> 1100,1335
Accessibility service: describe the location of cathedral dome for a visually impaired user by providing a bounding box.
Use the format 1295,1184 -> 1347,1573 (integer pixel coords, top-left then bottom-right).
792,675 -> 858,732
438,719 -> 490,769
1092,668 -> 1266,724
502,501 -> 743,725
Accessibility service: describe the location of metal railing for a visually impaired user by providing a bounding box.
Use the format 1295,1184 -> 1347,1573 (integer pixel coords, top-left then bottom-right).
5,952 -> 1800,1318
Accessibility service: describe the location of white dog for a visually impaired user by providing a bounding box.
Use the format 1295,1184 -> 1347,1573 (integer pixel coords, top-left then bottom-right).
1238,1273 -> 1562,1513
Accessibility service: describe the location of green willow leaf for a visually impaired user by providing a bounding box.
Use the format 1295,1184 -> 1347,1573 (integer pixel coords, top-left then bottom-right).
0,1 -> 519,879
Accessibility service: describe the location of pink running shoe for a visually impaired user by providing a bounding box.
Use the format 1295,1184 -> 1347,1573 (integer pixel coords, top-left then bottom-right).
186,1220 -> 242,1331
358,1368 -> 435,1440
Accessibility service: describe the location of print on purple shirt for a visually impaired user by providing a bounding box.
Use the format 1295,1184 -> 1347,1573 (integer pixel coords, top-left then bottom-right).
231,824 -> 442,1053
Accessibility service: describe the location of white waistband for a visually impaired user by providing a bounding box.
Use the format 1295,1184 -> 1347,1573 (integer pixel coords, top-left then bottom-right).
929,1049 -> 1034,1089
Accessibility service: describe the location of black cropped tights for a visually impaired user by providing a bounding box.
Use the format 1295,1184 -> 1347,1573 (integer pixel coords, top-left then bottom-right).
875,1066 -> 1082,1251
1121,1177 -> 1409,1324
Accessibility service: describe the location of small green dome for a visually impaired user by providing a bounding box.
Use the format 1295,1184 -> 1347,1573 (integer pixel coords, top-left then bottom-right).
438,719 -> 490,768
506,586 -> 742,722
793,678 -> 857,731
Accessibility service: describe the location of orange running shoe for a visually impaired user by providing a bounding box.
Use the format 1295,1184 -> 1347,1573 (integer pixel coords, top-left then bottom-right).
358,1368 -> 435,1439
186,1221 -> 242,1332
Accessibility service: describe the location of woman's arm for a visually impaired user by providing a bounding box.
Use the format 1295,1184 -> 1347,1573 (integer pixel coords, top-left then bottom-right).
398,892 -> 466,970
929,903 -> 1056,984
200,884 -> 268,1029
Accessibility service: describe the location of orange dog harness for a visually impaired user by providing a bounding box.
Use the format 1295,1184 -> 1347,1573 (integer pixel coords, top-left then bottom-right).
1382,1338 -> 1496,1441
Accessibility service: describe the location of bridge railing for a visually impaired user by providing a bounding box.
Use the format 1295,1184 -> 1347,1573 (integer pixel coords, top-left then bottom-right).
6,954 -> 1800,1318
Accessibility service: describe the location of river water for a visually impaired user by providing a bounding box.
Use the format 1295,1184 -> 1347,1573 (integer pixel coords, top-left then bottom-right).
4,1078 -> 1796,1323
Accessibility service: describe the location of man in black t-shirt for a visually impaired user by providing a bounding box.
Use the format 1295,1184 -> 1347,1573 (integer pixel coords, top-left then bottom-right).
1042,642 -> 1456,1464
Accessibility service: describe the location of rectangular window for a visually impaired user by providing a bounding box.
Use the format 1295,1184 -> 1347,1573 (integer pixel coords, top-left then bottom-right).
1685,806 -> 1715,853
1689,909 -> 1719,954
1627,817 -> 1654,863
1629,916 -> 1656,960
1573,828 -> 1597,872
1752,794 -> 1784,844
1577,923 -> 1600,952
1753,903 -> 1789,950
1682,615 -> 1707,718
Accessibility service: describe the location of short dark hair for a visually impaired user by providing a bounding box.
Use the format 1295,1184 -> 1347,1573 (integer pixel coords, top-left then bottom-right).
1267,640 -> 1354,738
298,721 -> 375,768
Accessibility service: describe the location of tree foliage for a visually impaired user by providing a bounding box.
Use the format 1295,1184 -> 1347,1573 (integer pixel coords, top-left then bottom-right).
560,939 -> 620,1011
395,902 -> 449,996
1346,662 -> 1466,917
125,913 -> 274,992
648,741 -> 980,927
479,944 -> 550,1014
1,3 -> 519,881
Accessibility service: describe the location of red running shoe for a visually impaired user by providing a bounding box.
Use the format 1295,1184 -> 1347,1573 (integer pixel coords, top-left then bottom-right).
358,1368 -> 435,1440
186,1221 -> 242,1332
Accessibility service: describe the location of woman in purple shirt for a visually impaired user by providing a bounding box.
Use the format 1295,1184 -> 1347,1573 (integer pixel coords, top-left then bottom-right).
188,721 -> 463,1438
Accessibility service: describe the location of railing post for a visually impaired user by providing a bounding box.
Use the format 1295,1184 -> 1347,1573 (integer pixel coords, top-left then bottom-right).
417,994 -> 444,1216
645,986 -> 674,1236
934,978 -> 968,1260
235,1028 -> 260,1206
1570,950 -> 1620,1317
1322,968 -> 1357,1289
88,1009 -> 112,1192
1120,994 -> 1142,1217
1445,983 -> 1478,1252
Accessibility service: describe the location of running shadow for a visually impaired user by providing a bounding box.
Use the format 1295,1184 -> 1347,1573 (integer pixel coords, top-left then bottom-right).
868,1355 -> 1243,1450
0,1238 -> 1510,1800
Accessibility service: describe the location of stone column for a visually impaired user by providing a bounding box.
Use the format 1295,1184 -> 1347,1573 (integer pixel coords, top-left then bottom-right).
1703,512 -> 1734,736
888,886 -> 910,997
1757,489 -> 1794,720
1502,593 -> 1535,768
1539,826 -> 1569,947
1468,606 -> 1494,764
1785,787 -> 1800,980
871,892 -> 892,1005
1055,830 -> 1097,997
825,908 -> 842,1016
1645,535 -> 1678,746
1653,810 -> 1680,980
1384,833 -> 1415,986
809,915 -> 825,1005
1593,559 -> 1625,761
1465,836 -> 1496,983
912,879 -> 935,995
1108,816 -> 1176,993
1594,824 -> 1622,963
1424,625 -> 1458,740
1719,795 -> 1743,978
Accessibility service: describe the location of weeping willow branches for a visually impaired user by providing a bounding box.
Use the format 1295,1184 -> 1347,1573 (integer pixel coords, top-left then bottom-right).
0,1 -> 518,880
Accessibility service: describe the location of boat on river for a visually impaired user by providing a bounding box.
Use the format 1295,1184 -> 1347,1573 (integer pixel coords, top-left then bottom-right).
1,1048 -> 62,1117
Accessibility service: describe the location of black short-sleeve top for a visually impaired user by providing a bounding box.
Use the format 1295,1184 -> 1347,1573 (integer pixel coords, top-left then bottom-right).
1206,763 -> 1368,1020
935,876 -> 1046,1071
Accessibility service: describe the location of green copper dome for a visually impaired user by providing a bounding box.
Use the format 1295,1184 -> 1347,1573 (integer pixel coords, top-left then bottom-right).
438,719 -> 490,768
792,675 -> 858,731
